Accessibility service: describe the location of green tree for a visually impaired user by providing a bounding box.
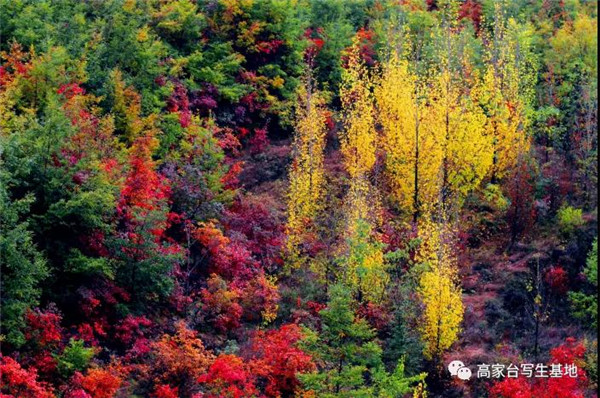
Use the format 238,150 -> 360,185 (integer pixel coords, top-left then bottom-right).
55,338 -> 96,377
569,238 -> 598,329
299,284 -> 424,397
0,180 -> 48,347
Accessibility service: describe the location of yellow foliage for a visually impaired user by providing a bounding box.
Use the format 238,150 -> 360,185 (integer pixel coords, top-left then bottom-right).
337,38 -> 387,302
477,6 -> 534,181
432,69 -> 492,204
416,219 -> 463,361
413,382 -> 428,398
375,52 -> 442,219
339,37 -> 377,179
110,69 -> 143,142
286,74 -> 328,264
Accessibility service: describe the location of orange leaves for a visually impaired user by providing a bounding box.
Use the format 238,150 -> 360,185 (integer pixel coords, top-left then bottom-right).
200,274 -> 243,333
0,42 -> 33,87
77,367 -> 123,398
150,321 -> 215,395
194,221 -> 254,279
198,273 -> 280,332
238,273 -> 280,324
118,134 -> 169,220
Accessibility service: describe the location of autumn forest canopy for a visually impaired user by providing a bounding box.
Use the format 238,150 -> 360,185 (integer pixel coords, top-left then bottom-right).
0,0 -> 597,397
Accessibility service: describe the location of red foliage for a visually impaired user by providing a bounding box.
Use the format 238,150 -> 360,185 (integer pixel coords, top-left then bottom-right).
249,127 -> 269,154
64,389 -> 93,398
0,356 -> 55,398
167,82 -> 191,128
77,324 -> 98,345
256,39 -> 284,54
153,385 -> 179,398
114,315 -> 153,346
323,109 -> 335,132
489,338 -> 588,398
30,351 -> 58,375
57,82 -> 119,175
198,355 -> 259,398
458,0 -> 482,32
545,266 -> 569,295
24,307 -> 63,347
490,377 -> 534,398
506,160 -> 537,243
118,135 -> 170,220
194,222 -> 256,279
77,283 -> 130,319
240,92 -> 264,113
303,27 -> 326,63
200,274 -> 243,333
58,83 -> 86,99
357,302 -> 392,331
352,28 -> 377,66
237,273 -> 280,323
550,338 -> 586,366
221,161 -> 244,190
306,301 -> 327,316
225,195 -> 285,271
247,324 -> 315,397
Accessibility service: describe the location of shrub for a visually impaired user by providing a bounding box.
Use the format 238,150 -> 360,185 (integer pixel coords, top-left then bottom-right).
557,205 -> 584,236
56,339 -> 96,377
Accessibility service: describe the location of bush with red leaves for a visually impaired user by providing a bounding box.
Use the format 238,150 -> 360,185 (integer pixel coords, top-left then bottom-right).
545,266 -> 569,295
247,324 -> 315,397
24,307 -> 63,347
489,338 -> 588,398
0,356 -> 55,398
198,354 -> 259,398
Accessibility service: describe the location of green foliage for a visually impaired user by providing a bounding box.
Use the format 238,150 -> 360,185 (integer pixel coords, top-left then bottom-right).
372,360 -> 427,398
299,284 -> 382,396
569,238 -> 598,329
339,219 -> 388,303
483,184 -> 510,212
65,249 -> 115,280
585,237 -> 598,286
55,338 -> 95,377
0,1 -> 597,397
299,284 -> 424,397
557,204 -> 585,236
0,183 -> 48,347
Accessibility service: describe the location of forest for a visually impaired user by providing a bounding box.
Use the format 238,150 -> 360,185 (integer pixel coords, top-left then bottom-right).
0,0 -> 597,397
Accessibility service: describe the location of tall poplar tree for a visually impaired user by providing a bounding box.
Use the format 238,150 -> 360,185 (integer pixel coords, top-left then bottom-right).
416,219 -> 463,367
375,47 -> 442,222
286,69 -> 328,267
338,36 -> 387,302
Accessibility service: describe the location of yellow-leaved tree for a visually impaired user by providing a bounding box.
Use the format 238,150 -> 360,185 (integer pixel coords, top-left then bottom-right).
339,36 -> 377,182
337,36 -> 387,302
416,218 -> 463,365
477,2 -> 537,182
375,48 -> 442,222
286,70 -> 328,267
432,24 -> 493,207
